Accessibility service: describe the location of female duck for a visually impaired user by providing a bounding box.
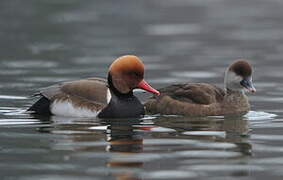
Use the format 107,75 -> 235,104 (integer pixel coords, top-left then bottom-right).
28,55 -> 160,118
145,60 -> 256,116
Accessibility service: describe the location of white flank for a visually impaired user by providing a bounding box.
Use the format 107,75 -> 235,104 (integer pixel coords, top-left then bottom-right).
106,88 -> 112,104
50,100 -> 100,117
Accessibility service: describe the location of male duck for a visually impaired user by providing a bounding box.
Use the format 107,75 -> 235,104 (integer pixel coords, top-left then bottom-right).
28,55 -> 160,118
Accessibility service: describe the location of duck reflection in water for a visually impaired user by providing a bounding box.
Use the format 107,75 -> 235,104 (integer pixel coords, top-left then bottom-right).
106,119 -> 144,180
36,117 -> 145,180
153,115 -> 252,156
106,120 -> 143,153
35,113 -> 253,180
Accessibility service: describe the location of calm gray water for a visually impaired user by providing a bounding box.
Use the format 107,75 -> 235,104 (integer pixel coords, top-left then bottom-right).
1,0 -> 283,179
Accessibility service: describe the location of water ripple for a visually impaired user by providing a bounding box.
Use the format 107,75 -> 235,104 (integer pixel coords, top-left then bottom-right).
252,134 -> 283,141
171,71 -> 218,79
0,119 -> 41,126
0,108 -> 28,116
185,164 -> 264,172
142,170 -> 198,179
183,131 -> 226,138
3,60 -> 58,68
253,144 -> 283,153
0,95 -> 27,100
145,24 -> 201,36
28,43 -> 66,55
245,111 -> 277,121
176,150 -> 241,158
254,157 -> 283,165
21,175 -> 97,180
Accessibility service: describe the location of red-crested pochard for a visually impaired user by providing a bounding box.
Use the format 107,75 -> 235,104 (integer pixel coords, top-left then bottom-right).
28,55 -> 160,118
145,59 -> 256,116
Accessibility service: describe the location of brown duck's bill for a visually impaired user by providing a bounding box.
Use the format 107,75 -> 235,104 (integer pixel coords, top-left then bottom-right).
240,79 -> 256,93
137,80 -> 160,95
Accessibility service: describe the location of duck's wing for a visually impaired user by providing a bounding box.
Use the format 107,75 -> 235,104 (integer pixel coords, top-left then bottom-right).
159,83 -> 225,105
28,77 -> 109,114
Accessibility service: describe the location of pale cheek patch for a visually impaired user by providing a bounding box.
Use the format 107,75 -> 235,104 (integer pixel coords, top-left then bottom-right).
50,100 -> 100,118
227,72 -> 241,85
225,71 -> 244,92
229,72 -> 242,83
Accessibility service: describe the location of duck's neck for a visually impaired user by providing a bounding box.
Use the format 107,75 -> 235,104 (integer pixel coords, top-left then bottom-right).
107,74 -> 133,98
225,88 -> 244,95
98,74 -> 144,118
224,87 -> 249,113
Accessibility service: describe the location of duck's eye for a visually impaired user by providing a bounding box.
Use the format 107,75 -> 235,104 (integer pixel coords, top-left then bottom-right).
127,72 -> 140,78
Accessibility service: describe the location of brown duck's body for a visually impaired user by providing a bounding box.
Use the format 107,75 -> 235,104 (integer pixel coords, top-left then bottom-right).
145,83 -> 250,116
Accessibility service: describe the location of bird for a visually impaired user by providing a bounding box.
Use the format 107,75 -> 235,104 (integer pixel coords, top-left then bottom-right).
28,55 -> 160,118
145,59 -> 256,116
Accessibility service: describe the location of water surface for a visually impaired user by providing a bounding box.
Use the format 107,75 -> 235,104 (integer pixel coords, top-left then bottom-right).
1,0 -> 283,179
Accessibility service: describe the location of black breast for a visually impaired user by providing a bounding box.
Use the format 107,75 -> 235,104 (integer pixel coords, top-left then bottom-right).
98,94 -> 145,118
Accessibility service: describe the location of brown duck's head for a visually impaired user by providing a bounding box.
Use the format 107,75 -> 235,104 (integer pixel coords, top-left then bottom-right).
224,59 -> 256,93
108,55 -> 160,95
